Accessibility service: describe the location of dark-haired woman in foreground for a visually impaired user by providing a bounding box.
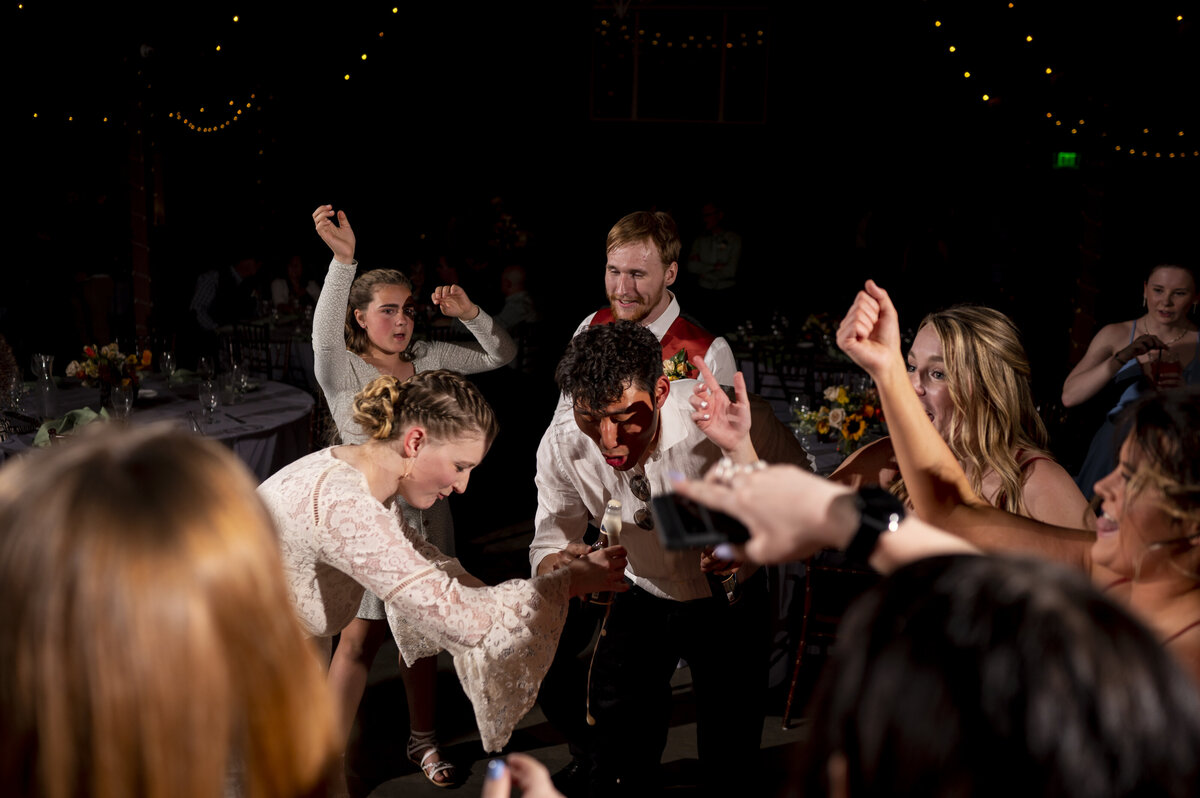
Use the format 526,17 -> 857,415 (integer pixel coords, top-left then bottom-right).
257,370 -> 627,753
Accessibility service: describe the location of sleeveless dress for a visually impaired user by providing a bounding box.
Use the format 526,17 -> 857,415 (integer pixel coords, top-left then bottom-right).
1074,325 -> 1200,499
312,257 -> 515,625
258,449 -> 567,752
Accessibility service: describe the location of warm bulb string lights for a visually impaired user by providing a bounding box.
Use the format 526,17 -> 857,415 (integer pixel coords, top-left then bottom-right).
22,5 -> 402,136
928,4 -> 1193,161
594,17 -> 767,50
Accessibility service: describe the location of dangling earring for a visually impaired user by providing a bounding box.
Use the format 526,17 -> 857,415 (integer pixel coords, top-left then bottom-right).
400,458 -> 414,480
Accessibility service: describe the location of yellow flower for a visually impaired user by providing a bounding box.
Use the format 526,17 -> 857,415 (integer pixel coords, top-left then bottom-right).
140,350 -> 152,367
843,414 -> 868,441
816,419 -> 830,435
836,387 -> 849,404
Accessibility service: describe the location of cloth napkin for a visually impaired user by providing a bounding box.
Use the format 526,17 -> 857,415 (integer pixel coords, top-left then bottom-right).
34,407 -> 110,446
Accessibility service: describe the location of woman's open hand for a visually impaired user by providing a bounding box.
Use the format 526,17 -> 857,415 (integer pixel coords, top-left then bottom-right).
312,205 -> 356,264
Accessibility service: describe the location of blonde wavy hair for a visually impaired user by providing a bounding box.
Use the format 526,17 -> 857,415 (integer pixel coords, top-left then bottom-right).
344,268 -> 418,360
894,305 -> 1051,516
0,426 -> 338,798
1117,388 -> 1200,580
352,370 -> 499,448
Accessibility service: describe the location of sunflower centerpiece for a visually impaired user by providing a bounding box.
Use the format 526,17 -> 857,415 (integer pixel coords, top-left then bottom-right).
792,382 -> 885,456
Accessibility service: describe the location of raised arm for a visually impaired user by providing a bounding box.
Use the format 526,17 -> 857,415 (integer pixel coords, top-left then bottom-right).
419,284 -> 517,373
1061,322 -> 1162,407
836,281 -> 1093,569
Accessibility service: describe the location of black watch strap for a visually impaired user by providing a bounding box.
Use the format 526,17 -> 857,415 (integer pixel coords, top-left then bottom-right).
844,486 -> 906,565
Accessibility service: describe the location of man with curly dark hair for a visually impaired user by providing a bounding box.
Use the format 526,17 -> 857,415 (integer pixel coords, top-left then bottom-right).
530,321 -> 769,797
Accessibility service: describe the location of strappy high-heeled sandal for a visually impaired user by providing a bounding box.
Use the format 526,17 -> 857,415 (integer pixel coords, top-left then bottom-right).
407,730 -> 456,788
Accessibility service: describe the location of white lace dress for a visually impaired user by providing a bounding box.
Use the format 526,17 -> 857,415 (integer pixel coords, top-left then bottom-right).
312,256 -> 516,621
258,448 -> 569,752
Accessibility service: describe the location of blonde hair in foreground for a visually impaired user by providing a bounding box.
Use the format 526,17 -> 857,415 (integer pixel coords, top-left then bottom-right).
0,425 -> 338,798
352,369 -> 499,447
895,305 -> 1051,516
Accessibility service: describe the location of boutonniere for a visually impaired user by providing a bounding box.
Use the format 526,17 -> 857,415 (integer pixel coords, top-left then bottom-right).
663,348 -> 695,381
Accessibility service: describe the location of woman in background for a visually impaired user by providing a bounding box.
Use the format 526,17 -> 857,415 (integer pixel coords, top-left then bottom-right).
1063,262 -> 1199,498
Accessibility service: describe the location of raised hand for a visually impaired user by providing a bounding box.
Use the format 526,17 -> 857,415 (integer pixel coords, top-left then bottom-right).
689,356 -> 753,458
431,284 -> 480,320
312,205 -> 356,264
840,279 -> 902,379
836,279 -> 904,379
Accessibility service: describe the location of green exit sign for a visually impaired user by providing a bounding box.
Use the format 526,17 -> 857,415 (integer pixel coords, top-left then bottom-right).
1054,151 -> 1079,169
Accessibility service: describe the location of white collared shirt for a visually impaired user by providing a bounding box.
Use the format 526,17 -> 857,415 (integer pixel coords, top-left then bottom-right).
531,384 -> 719,602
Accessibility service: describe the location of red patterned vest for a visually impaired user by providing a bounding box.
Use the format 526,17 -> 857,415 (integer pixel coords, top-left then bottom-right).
589,307 -> 715,380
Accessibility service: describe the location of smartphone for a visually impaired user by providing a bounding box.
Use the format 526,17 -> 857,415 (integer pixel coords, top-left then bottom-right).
651,492 -> 749,550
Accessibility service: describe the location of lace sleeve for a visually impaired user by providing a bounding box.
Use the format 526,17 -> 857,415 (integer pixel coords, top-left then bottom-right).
314,469 -> 494,651
453,569 -> 571,752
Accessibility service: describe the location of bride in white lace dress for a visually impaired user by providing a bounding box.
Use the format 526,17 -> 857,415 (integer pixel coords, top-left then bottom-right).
311,203 -> 517,785
257,370 -> 627,753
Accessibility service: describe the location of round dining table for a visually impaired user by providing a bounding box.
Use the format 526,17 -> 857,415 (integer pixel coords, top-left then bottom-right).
0,375 -> 314,483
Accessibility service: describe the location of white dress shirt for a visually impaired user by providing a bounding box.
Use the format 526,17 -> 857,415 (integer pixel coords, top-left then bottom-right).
531,383 -> 720,602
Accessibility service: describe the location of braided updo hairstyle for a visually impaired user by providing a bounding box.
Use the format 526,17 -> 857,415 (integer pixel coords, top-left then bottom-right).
352,370 -> 499,448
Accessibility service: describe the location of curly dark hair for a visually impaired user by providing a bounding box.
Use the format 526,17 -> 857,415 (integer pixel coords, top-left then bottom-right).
555,321 -> 662,412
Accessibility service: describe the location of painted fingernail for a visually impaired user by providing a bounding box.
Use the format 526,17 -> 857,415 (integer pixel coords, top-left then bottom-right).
668,470 -> 686,482
714,543 -> 736,561
700,401 -> 708,409
703,414 -> 710,420
487,759 -> 507,781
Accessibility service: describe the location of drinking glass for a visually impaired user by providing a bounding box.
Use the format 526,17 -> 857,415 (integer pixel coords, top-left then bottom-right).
112,384 -> 134,421
198,380 -> 218,423
31,353 -> 53,380
197,356 -> 214,381
160,351 -> 177,384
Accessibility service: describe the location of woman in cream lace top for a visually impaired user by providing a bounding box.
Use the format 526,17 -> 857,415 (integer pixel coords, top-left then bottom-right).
257,371 -> 627,754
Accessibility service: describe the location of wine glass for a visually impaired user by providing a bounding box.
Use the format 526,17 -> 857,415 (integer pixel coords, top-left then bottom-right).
197,356 -> 214,381
30,353 -> 53,381
198,380 -> 218,424
160,351 -> 177,384
111,384 -> 134,421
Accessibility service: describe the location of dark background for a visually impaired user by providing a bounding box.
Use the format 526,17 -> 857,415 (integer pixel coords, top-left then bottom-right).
6,1 -> 1198,487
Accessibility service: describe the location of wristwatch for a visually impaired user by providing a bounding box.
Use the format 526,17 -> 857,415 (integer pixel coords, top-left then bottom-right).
844,486 -> 906,565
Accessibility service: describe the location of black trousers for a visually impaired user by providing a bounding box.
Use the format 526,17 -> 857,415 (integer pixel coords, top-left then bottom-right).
587,574 -> 769,797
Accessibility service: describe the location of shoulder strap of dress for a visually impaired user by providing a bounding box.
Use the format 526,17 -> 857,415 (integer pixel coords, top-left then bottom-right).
1164,617 -> 1200,644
